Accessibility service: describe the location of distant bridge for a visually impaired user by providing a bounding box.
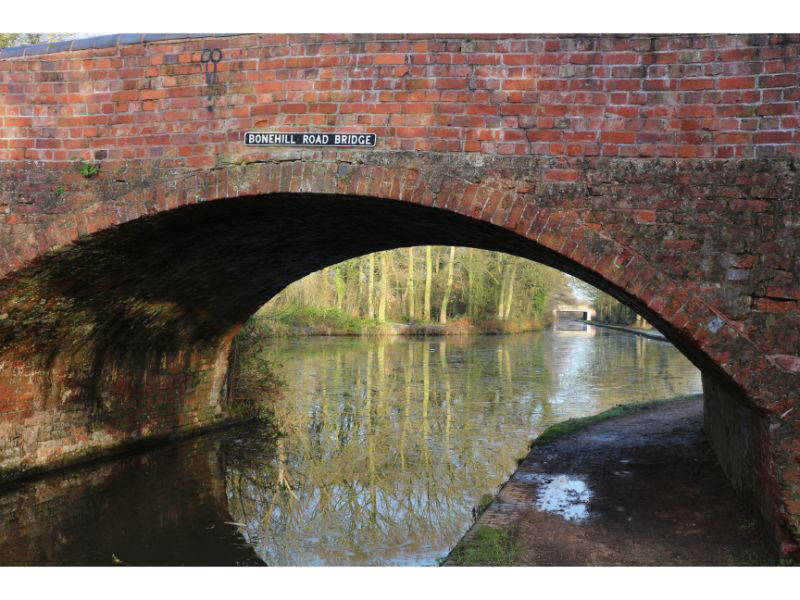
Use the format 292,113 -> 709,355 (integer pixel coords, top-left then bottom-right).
553,304 -> 596,321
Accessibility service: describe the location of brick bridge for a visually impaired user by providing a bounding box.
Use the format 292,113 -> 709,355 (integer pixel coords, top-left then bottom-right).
0,33 -> 797,558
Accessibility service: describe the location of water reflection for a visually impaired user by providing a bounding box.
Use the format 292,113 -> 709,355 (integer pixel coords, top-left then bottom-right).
516,472 -> 593,522
226,330 -> 701,565
553,321 -> 596,336
0,436 -> 264,565
0,330 -> 702,566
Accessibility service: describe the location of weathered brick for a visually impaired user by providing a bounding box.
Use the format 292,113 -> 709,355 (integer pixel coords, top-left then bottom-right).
0,33 -> 798,559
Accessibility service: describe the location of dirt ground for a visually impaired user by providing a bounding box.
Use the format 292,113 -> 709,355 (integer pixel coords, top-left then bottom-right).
471,395 -> 773,565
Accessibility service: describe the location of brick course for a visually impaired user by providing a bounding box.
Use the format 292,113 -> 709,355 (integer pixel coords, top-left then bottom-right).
0,34 -> 797,164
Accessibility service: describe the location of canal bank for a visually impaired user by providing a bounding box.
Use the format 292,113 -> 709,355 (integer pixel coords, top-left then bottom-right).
585,320 -> 667,341
243,306 -> 548,338
444,395 -> 773,566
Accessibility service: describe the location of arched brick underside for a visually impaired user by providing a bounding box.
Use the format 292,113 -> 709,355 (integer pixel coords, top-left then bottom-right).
0,155 -> 798,557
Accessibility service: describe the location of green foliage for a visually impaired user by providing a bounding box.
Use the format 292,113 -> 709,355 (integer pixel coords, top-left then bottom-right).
477,494 -> 494,514
334,265 -> 346,308
54,186 -> 65,197
0,33 -> 72,48
447,526 -> 520,566
78,161 -> 100,178
254,304 -> 386,337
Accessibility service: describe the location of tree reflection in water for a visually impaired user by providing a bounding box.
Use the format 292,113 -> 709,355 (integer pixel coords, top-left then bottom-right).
224,329 -> 701,566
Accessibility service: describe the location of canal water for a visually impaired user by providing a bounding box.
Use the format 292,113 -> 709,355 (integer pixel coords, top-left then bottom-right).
0,325 -> 702,566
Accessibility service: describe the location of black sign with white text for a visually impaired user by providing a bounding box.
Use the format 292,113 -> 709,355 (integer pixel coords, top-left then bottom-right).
244,132 -> 376,147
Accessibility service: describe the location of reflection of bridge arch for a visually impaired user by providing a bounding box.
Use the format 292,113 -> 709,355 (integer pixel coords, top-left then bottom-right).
0,33 -> 798,558
553,322 -> 596,337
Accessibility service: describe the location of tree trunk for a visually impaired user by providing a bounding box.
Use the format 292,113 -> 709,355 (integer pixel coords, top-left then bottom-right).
466,248 -> 475,319
346,260 -> 359,314
407,247 -> 415,321
439,246 -> 455,324
504,261 -> 518,319
378,252 -> 388,321
335,264 -> 345,311
358,256 -> 366,316
497,258 -> 507,319
321,266 -> 331,307
367,253 -> 375,319
424,245 -> 432,322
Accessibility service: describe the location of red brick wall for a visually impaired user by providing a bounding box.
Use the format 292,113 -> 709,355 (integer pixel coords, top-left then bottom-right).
0,33 -> 798,558
0,34 -> 797,166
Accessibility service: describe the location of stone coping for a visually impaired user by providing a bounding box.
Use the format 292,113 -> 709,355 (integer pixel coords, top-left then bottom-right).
0,33 -> 242,59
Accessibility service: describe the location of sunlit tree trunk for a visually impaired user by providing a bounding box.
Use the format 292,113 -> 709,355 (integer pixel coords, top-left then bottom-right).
504,261 -> 518,319
497,259 -> 508,319
335,264 -> 345,311
406,247 -> 416,321
439,246 -> 455,323
379,252 -> 388,321
386,251 -> 396,320
346,260 -> 359,314
424,246 -> 432,321
466,248 -> 475,319
358,256 -> 366,315
388,250 -> 401,311
367,253 -> 375,319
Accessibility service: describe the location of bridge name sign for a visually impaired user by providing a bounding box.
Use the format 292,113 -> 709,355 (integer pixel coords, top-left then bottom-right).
244,132 -> 376,147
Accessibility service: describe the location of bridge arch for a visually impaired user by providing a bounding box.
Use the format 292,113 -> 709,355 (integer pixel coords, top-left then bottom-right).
1,157 -> 770,392
1,156 -> 796,557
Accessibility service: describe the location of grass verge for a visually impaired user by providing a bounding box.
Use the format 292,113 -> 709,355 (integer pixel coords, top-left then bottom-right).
253,305 -> 388,337
444,526 -> 521,566
531,394 -> 701,447
251,305 -> 546,337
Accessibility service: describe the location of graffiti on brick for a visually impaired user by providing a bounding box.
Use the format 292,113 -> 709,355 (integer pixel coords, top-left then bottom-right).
201,48 -> 222,85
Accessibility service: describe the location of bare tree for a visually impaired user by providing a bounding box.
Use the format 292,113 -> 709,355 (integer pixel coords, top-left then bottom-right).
439,246 -> 456,323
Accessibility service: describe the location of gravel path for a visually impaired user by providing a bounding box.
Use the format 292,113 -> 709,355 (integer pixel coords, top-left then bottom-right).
456,395 -> 772,565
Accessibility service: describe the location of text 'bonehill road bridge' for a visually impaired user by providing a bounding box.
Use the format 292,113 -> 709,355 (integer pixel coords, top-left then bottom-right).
0,33 -> 798,558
